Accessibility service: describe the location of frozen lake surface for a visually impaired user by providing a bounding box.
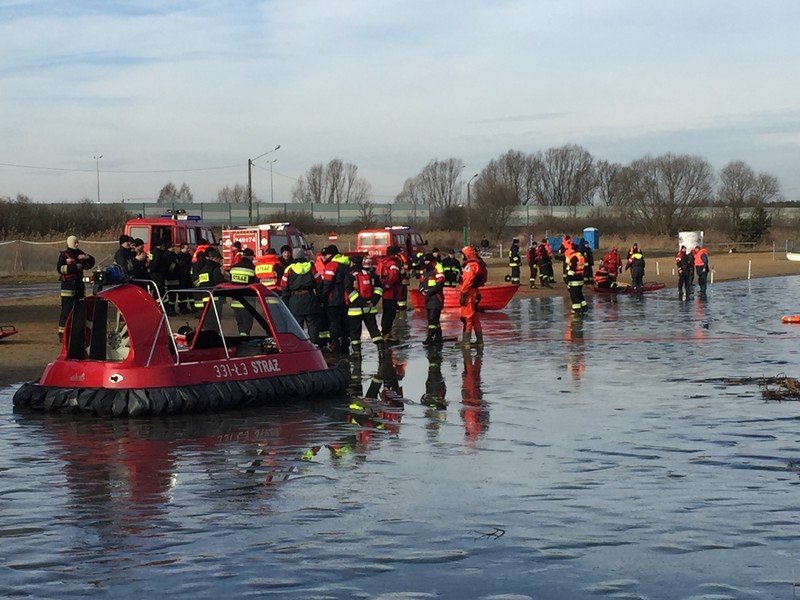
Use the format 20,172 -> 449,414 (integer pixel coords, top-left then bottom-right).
3,276 -> 800,598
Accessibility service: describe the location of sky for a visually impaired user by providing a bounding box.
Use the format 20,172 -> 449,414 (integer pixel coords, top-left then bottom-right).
1,0 -> 799,204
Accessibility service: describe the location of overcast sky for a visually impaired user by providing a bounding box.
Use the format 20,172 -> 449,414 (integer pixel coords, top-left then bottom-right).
1,0 -> 799,204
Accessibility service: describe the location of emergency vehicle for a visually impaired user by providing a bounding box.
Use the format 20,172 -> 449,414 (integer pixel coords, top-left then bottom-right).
356,226 -> 427,258
221,222 -> 313,270
124,211 -> 216,253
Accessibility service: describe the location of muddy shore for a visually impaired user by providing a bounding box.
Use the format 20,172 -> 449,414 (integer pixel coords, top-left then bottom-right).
0,251 -> 797,387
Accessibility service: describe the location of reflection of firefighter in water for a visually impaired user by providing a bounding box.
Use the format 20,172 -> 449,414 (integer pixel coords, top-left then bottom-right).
332,352 -> 406,458
460,348 -> 488,446
421,348 -> 447,409
563,314 -> 586,380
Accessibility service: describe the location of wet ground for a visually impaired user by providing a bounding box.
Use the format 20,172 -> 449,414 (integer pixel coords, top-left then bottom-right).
3,277 -> 800,598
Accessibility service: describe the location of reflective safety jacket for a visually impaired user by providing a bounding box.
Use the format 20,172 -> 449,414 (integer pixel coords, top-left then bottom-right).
508,244 -> 521,267
230,256 -> 258,285
567,252 -> 586,286
380,255 -> 404,299
57,247 -> 95,283
593,268 -> 612,288
420,262 -> 445,309
256,254 -> 282,287
693,247 -> 709,270
194,261 -> 226,289
441,256 -> 462,286
626,252 -> 645,277
320,254 -> 351,307
281,259 -> 321,315
345,268 -> 383,315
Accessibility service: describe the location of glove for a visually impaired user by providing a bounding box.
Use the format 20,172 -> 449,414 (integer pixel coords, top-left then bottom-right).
459,293 -> 467,307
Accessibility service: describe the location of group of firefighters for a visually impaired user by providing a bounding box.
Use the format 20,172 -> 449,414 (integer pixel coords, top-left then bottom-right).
507,235 -> 711,313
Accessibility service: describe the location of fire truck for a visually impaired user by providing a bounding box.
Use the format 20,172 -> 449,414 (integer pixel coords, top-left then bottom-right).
124,211 -> 216,253
355,226 -> 427,258
221,223 -> 313,270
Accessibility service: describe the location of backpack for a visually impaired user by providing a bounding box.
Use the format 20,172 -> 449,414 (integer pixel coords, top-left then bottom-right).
474,257 -> 488,287
354,271 -> 373,299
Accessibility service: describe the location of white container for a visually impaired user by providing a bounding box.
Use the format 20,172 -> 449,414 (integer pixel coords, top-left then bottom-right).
678,231 -> 703,250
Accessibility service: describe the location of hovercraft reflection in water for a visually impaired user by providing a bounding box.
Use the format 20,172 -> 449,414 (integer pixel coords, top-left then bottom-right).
13,281 -> 348,416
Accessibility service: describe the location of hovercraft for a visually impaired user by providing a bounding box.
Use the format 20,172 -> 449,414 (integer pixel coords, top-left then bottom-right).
13,279 -> 348,417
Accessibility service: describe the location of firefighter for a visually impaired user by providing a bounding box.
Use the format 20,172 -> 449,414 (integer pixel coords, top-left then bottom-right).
412,250 -> 425,280
441,248 -> 462,287
192,237 -> 211,264
344,254 -> 385,358
601,246 -> 623,282
625,245 -> 646,293
281,247 -> 322,343
626,242 -> 639,263
507,237 -> 521,284
527,241 -> 539,288
419,252 -> 446,347
694,244 -> 710,295
314,250 -> 331,348
379,246 -> 404,342
558,235 -> 574,283
319,245 -> 350,354
566,245 -> 588,313
148,237 -> 173,312
114,234 -> 134,276
56,235 -> 95,342
164,243 -> 182,315
193,247 -> 226,311
579,239 -> 594,284
230,248 -> 258,335
176,243 -> 194,314
593,266 -> 614,290
676,245 -> 694,300
537,239 -> 555,288
129,238 -> 149,281
276,244 -> 292,283
256,248 -> 282,289
397,249 -> 411,310
457,246 -> 487,347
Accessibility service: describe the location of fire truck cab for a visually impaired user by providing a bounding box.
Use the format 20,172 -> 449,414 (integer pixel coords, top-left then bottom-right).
356,226 -> 426,258
124,211 -> 217,253
221,223 -> 313,270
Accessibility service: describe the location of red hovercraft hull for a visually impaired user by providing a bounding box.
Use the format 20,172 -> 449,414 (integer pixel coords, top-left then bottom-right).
13,283 -> 347,417
409,284 -> 519,311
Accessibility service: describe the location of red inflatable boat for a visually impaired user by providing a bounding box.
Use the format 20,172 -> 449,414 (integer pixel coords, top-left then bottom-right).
13,282 -> 347,417
408,284 -> 519,311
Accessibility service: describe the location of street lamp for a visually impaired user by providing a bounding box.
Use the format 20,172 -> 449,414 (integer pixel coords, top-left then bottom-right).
93,155 -> 103,203
466,173 -> 478,246
269,158 -> 277,203
248,144 -> 280,225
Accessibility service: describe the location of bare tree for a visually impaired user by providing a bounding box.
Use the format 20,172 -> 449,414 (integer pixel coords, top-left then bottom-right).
594,160 -> 623,206
718,160 -> 782,240
481,150 -> 538,205
157,182 -> 177,204
617,153 -> 713,235
217,184 -> 251,203
394,158 -> 465,209
177,183 -> 194,204
292,159 -> 371,204
532,144 -> 597,206
472,179 -> 519,241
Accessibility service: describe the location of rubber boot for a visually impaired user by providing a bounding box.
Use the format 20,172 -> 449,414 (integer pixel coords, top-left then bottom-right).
474,332 -> 484,347
455,332 -> 472,348
434,329 -> 444,346
376,341 -> 386,360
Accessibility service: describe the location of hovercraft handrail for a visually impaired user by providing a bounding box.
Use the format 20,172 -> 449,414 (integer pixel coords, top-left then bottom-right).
130,278 -> 184,367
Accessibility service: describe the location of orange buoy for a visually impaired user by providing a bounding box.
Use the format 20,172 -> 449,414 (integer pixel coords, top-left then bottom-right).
781,315 -> 800,324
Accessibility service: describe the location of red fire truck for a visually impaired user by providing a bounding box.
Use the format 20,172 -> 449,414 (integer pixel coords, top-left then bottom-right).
221,222 -> 313,270
355,226 -> 427,258
124,211 -> 216,253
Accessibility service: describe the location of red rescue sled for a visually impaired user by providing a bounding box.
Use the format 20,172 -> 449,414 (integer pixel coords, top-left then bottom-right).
593,282 -> 666,294
13,282 -> 347,417
409,284 -> 519,311
0,325 -> 18,340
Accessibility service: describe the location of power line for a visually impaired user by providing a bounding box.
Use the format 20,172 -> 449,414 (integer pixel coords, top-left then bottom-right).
0,161 -> 240,174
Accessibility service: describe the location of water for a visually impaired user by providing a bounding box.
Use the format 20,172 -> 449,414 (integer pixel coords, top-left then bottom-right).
3,277 -> 800,598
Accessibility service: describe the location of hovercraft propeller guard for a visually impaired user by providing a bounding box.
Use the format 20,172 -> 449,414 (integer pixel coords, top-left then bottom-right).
13,282 -> 348,416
